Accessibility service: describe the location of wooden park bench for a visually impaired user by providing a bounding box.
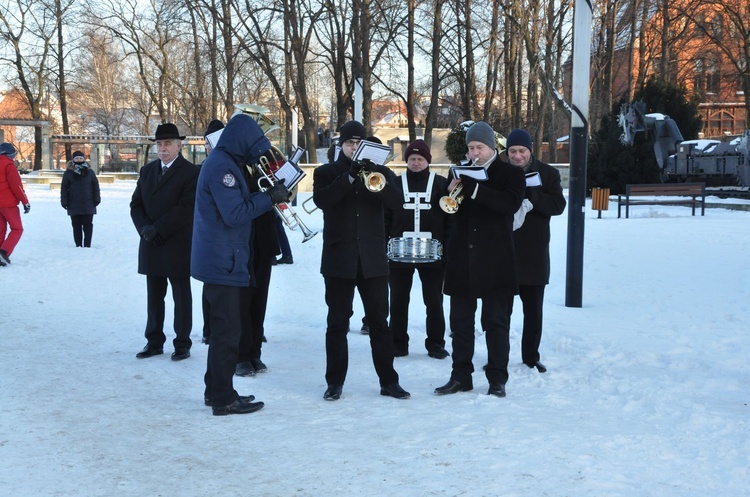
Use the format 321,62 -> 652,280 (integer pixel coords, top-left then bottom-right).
618,182 -> 706,218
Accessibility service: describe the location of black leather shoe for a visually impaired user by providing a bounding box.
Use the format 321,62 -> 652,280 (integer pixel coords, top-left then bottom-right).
434,379 -> 472,395
205,394 -> 255,407
428,348 -> 449,359
201,336 -> 210,345
526,361 -> 547,373
212,398 -> 265,416
360,324 -> 370,335
276,256 -> 294,265
488,383 -> 506,397
380,383 -> 411,399
235,361 -> 256,377
136,345 -> 163,359
323,385 -> 343,401
250,358 -> 268,373
171,349 -> 190,361
394,348 -> 408,357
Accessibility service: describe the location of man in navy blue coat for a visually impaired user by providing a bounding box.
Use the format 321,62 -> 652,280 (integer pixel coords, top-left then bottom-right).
191,113 -> 290,416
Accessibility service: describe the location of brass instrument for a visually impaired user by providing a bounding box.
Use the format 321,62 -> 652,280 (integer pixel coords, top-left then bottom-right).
439,159 -> 480,214
254,153 -> 318,243
302,196 -> 318,214
359,166 -> 386,192
439,183 -> 463,214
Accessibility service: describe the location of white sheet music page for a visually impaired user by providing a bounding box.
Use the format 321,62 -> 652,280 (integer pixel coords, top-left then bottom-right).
450,165 -> 489,181
351,141 -> 393,166
273,147 -> 306,190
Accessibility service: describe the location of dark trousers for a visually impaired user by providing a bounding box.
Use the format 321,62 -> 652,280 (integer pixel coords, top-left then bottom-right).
237,257 -> 273,362
275,214 -> 292,259
203,284 -> 242,406
449,293 -> 513,386
144,275 -> 192,350
201,288 -> 210,340
70,214 -> 93,247
389,265 -> 446,353
513,284 -> 546,365
324,273 -> 398,387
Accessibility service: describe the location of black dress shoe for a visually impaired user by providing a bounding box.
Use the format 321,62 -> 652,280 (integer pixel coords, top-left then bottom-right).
488,383 -> 506,397
201,336 -> 210,345
380,383 -> 411,399
250,358 -> 268,373
360,324 -> 370,335
394,348 -> 408,357
136,345 -> 163,359
171,349 -> 190,361
212,398 -> 265,416
235,361 -> 256,377
526,361 -> 547,373
427,348 -> 449,359
205,394 -> 255,407
434,379 -> 472,395
323,385 -> 343,401
276,256 -> 294,265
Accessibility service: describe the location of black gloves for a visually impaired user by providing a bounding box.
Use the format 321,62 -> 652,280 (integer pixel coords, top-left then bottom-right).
460,176 -> 477,196
265,179 -> 291,204
139,225 -> 158,242
349,160 -> 363,179
23,203 -> 30,214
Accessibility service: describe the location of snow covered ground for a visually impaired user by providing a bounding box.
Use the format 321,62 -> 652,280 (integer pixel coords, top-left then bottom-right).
1,179 -> 748,496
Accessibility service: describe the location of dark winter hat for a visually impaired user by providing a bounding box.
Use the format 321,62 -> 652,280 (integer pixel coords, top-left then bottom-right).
465,121 -> 496,149
505,128 -> 533,152
0,142 -> 17,159
404,139 -> 432,164
366,135 -> 382,145
150,123 -> 185,142
72,150 -> 85,161
204,119 -> 225,138
338,121 -> 366,144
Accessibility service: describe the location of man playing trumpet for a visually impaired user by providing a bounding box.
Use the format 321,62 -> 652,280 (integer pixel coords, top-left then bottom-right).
312,120 -> 410,401
435,121 -> 526,398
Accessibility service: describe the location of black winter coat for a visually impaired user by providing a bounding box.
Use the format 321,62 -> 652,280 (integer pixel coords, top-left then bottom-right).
443,155 -> 526,298
61,163 -> 100,216
312,153 -> 403,279
130,154 -> 199,278
385,168 -> 453,268
510,155 -> 567,286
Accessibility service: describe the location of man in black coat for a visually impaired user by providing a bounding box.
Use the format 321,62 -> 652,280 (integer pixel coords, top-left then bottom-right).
235,149 -> 282,377
385,139 -> 452,359
435,121 -> 525,398
504,128 -> 567,373
130,123 -> 200,361
312,120 -> 411,401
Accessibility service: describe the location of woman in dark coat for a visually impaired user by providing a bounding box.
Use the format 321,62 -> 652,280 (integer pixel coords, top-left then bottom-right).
61,151 -> 101,247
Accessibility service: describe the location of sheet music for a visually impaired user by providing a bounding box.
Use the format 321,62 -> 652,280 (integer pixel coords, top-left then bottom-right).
450,165 -> 489,181
273,147 -> 306,190
351,141 -> 393,166
525,171 -> 542,187
205,129 -> 224,149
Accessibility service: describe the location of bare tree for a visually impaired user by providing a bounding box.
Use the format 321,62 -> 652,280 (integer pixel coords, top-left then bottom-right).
0,0 -> 61,169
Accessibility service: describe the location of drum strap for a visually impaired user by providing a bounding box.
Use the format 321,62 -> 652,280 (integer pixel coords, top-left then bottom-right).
401,172 -> 434,237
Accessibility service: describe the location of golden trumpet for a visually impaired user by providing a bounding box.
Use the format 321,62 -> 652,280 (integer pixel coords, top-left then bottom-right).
439,183 -> 463,214
359,168 -> 386,192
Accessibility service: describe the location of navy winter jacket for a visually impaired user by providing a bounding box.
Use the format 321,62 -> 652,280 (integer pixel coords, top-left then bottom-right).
190,114 -> 273,286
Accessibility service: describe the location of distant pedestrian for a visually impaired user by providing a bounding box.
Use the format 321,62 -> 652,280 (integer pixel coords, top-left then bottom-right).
61,151 -> 101,247
0,142 -> 30,267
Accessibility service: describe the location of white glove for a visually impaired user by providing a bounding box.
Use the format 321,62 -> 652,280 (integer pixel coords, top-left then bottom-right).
513,199 -> 534,231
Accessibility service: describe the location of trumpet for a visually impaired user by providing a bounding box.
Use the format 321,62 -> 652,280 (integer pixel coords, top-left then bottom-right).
302,196 -> 318,214
358,166 -> 386,192
254,161 -> 319,243
439,182 -> 464,214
